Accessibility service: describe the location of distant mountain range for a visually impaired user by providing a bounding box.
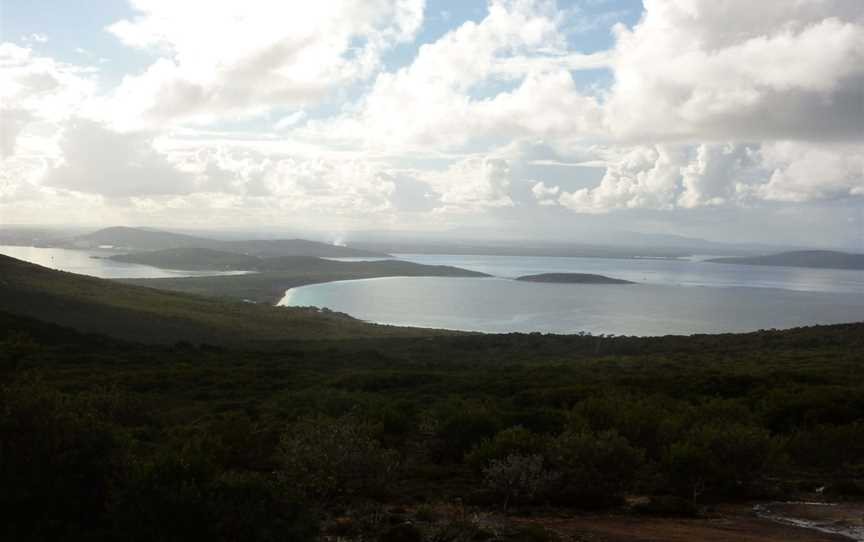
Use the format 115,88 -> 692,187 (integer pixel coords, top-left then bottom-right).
707,250 -> 864,270
70,226 -> 390,259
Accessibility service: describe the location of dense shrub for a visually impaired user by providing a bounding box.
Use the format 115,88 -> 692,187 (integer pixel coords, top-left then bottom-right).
662,423 -> 781,498
787,422 -> 864,469
550,429 -> 643,504
277,414 -> 399,500
466,425 -> 548,472
110,455 -> 317,542
483,454 -> 562,507
0,378 -> 117,541
569,394 -> 686,458
423,399 -> 501,463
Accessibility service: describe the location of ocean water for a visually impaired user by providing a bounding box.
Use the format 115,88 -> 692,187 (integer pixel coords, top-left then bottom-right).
280,254 -> 864,336
0,245 -> 250,279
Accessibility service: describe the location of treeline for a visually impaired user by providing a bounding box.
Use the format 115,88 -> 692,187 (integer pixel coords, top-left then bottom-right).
1,316 -> 863,541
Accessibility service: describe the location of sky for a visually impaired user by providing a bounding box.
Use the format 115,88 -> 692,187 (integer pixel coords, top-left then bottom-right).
1,0 -> 862,248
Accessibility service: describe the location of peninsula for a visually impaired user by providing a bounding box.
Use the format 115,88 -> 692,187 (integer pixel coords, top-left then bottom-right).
706,250 -> 864,270
515,273 -> 635,284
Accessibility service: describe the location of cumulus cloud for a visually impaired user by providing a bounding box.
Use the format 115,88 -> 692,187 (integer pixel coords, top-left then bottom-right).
603,0 -> 864,141
3,0 -> 863,236
427,157 -> 514,213
0,43 -> 97,158
556,141 -> 863,213
307,0 -> 605,151
754,142 -> 864,202
678,144 -> 761,208
0,43 -> 97,120
559,145 -> 685,212
104,0 -> 424,126
531,180 -> 560,205
43,119 -> 196,197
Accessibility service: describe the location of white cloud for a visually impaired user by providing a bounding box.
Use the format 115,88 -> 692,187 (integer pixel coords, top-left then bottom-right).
305,0 -> 604,151
3,0 -> 862,240
556,141 -> 864,213
43,119 -> 196,197
0,109 -> 33,158
105,0 -> 424,127
559,145 -> 685,212
0,43 -> 97,135
531,180 -> 559,205
426,157 -> 514,213
678,144 -> 760,208
603,0 -> 864,141
754,142 -> 864,202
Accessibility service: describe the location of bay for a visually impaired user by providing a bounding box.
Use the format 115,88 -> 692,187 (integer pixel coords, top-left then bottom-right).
280,254 -> 864,335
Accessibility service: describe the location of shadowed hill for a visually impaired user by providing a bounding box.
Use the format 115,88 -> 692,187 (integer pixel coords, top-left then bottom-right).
707,250 -> 864,270
0,254 -> 445,345
74,226 -> 390,258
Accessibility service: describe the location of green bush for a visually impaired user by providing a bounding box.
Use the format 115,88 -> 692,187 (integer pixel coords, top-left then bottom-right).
423,399 -> 501,463
550,429 -> 643,503
277,414 -> 398,500
483,454 -> 562,508
466,425 -> 548,472
0,378 -> 117,541
569,394 -> 687,459
662,423 -> 781,498
787,422 -> 864,469
110,455 -> 317,541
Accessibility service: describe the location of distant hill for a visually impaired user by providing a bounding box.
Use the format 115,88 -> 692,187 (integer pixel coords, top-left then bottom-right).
72,226 -> 390,258
109,248 -> 488,282
0,254 -> 446,345
706,250 -> 864,270
109,247 -> 263,270
516,273 -> 634,284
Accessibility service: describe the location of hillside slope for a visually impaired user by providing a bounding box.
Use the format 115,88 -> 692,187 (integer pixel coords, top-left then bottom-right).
0,254 -> 439,345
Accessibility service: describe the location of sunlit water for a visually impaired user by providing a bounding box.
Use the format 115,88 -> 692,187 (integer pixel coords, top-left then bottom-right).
280,254 -> 864,336
0,245 -> 251,279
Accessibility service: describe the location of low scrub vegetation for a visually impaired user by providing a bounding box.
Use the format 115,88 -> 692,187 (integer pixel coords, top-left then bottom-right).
1,314 -> 862,540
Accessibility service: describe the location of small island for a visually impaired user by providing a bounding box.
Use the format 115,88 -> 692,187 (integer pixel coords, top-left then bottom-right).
515,273 -> 635,284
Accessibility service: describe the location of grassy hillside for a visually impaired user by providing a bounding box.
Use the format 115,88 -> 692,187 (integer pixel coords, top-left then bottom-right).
120,255 -> 490,303
0,254 -> 444,344
73,226 -> 390,258
707,250 -> 864,270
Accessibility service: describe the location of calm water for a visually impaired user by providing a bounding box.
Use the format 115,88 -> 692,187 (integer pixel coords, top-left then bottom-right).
0,245 -> 250,279
280,254 -> 864,336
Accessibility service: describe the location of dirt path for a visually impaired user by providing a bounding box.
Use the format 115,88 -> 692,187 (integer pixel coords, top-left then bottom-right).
512,504 -> 858,541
